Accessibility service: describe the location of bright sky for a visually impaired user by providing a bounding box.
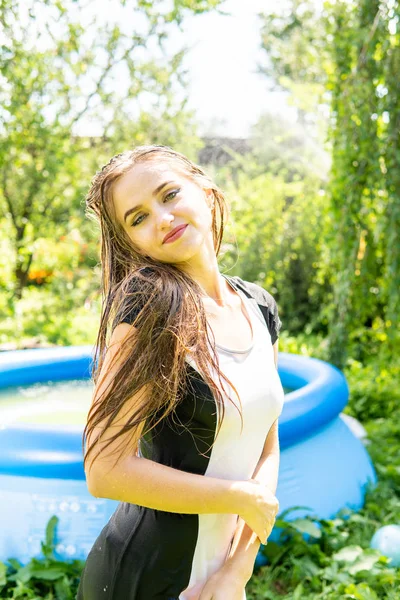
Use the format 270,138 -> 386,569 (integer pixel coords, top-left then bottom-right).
171,0 -> 297,137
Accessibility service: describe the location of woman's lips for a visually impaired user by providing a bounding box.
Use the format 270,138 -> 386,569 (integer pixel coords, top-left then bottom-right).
163,224 -> 188,244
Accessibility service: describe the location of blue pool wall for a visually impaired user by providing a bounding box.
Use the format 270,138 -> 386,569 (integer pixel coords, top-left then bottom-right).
0,346 -> 377,565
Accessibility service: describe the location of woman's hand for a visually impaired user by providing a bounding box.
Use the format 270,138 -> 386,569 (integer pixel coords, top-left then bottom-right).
236,479 -> 279,544
198,562 -> 247,600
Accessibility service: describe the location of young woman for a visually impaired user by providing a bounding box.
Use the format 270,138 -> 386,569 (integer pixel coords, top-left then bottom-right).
77,145 -> 284,600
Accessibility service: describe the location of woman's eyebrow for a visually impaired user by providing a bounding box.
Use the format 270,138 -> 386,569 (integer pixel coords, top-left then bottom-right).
123,180 -> 175,223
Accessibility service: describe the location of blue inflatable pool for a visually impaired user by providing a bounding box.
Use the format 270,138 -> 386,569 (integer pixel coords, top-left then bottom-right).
0,346 -> 377,565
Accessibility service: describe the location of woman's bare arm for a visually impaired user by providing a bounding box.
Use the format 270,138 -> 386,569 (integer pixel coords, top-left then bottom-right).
85,322 -> 245,515
90,453 -> 245,516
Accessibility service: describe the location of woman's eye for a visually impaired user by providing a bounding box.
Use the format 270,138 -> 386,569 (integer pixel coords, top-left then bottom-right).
132,214 -> 145,227
164,189 -> 180,203
131,189 -> 180,227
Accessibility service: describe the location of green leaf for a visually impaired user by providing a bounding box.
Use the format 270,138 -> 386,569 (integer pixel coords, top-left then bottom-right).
347,550 -> 382,575
344,582 -> 379,600
0,561 -> 7,586
40,514 -> 59,559
30,566 -> 66,580
293,582 -> 305,599
290,518 -> 322,539
272,505 -> 316,521
55,575 -> 73,599
5,558 -> 22,571
13,562 -> 34,584
333,545 -> 364,563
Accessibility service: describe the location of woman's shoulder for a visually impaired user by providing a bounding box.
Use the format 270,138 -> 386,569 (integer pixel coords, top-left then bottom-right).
226,274 -> 278,307
225,274 -> 282,345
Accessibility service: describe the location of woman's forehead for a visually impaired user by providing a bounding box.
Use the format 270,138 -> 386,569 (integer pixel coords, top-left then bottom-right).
112,160 -> 196,223
116,161 -> 189,196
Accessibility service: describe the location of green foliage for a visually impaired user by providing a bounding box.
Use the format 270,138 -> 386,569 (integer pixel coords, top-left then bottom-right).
0,516 -> 85,599
277,330 -> 400,426
257,0 -> 331,125
211,152 -> 334,337
344,358 -> 400,422
0,0 -> 211,300
258,0 -> 400,369
0,224 -> 101,345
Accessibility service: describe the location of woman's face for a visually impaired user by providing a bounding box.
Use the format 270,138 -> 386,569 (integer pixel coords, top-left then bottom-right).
112,160 -> 215,265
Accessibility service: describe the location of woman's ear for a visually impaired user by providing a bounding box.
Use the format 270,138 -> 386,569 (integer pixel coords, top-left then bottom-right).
205,190 -> 214,209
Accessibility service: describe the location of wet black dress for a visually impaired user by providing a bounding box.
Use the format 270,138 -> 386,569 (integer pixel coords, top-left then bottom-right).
76,274 -> 283,600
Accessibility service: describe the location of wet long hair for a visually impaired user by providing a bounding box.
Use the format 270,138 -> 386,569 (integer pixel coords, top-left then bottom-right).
83,145 -> 244,477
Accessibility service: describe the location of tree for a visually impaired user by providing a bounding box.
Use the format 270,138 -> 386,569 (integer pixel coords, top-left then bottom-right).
0,0 -> 225,299
256,0 -> 400,367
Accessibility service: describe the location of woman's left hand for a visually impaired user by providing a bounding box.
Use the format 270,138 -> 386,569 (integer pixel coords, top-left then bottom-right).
198,563 -> 248,600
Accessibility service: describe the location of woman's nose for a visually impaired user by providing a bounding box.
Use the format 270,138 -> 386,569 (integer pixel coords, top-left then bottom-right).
158,212 -> 175,229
